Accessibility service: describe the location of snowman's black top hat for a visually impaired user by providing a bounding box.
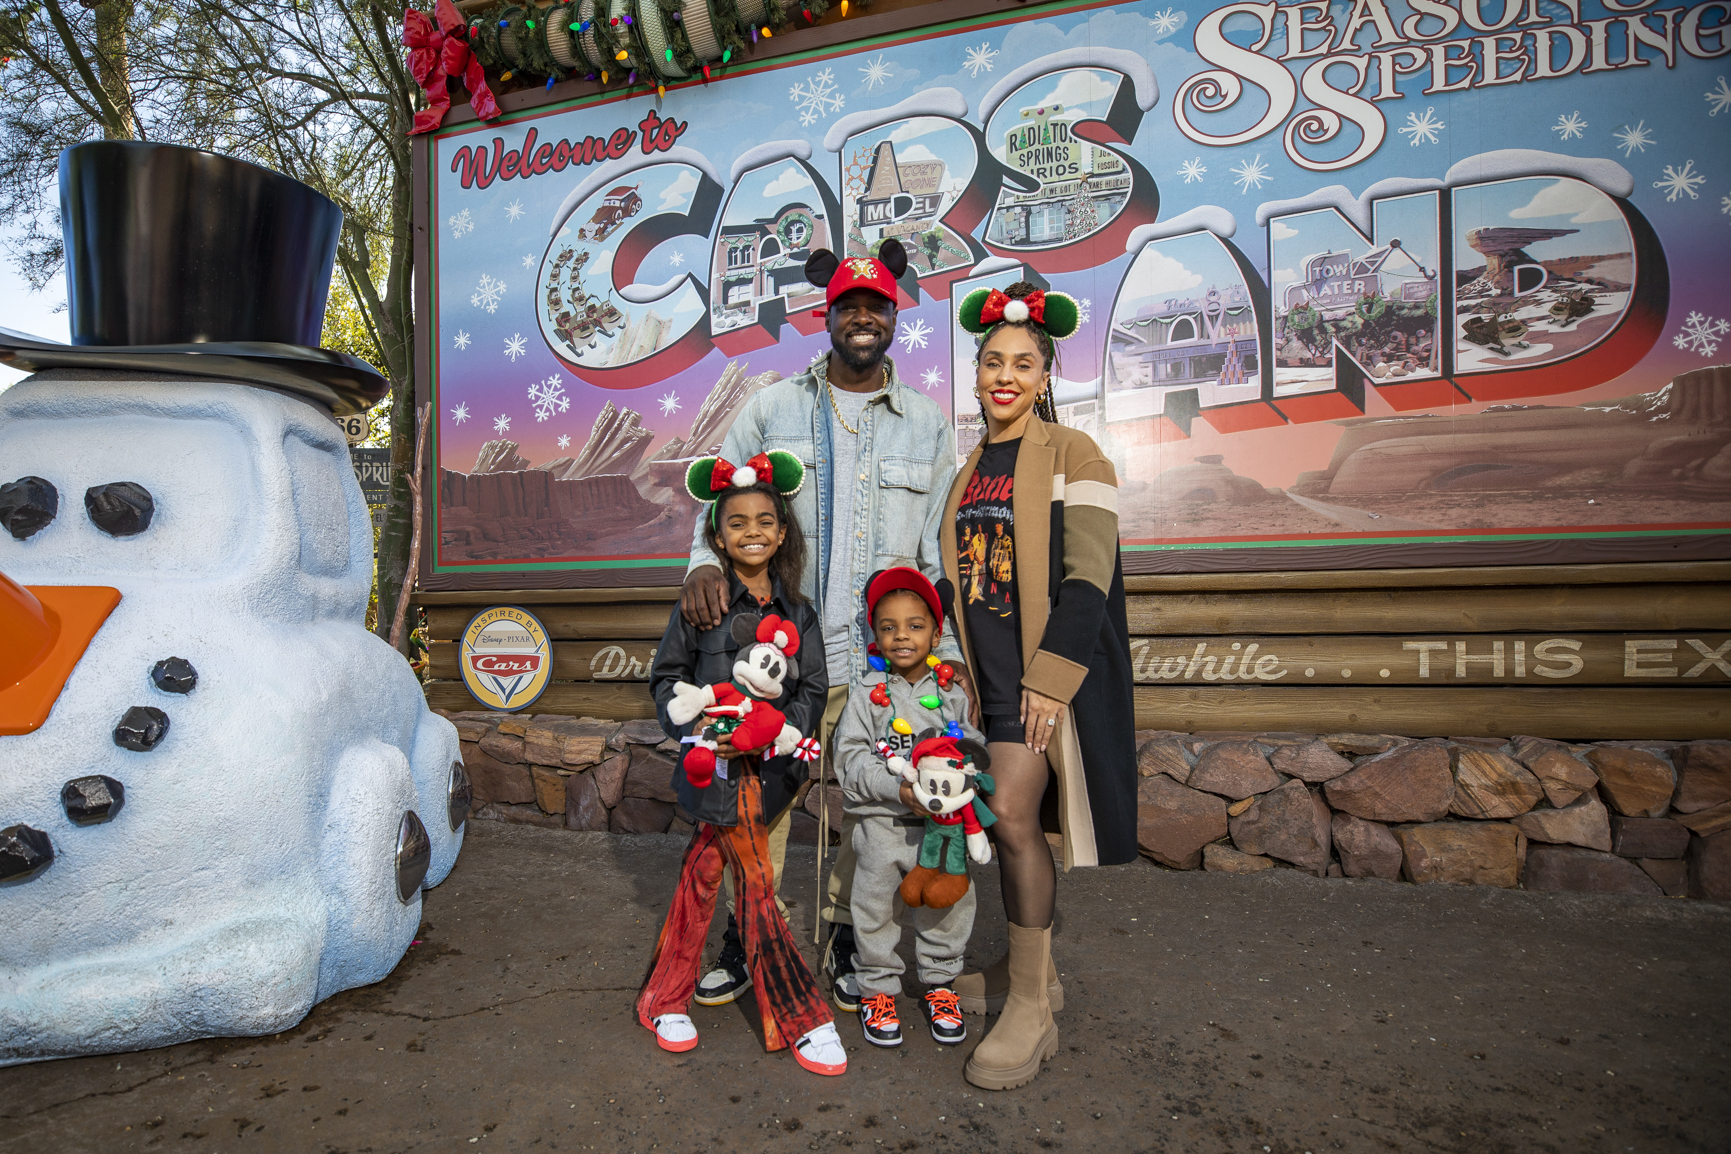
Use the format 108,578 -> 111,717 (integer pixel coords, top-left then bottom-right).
0,141 -> 386,415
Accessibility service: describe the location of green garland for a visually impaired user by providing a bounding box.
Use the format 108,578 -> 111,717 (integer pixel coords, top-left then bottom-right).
463,0 -> 869,94
705,0 -> 750,62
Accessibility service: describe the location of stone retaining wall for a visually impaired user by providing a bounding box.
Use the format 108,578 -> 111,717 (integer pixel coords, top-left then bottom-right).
440,709 -> 1730,900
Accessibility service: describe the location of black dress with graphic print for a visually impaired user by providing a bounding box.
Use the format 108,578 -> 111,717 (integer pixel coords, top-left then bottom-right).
957,438 -> 1022,727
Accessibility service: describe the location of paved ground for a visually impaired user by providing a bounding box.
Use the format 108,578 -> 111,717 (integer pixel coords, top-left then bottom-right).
3,820 -> 1729,1154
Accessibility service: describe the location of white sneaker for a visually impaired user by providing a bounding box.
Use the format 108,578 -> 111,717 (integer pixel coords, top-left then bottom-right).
649,1013 -> 698,1053
792,1022 -> 847,1076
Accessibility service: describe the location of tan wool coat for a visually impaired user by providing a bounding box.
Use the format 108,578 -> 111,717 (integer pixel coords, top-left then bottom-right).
939,415 -> 1139,869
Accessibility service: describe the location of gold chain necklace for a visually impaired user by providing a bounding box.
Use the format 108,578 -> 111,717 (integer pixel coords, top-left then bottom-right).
826,366 -> 888,436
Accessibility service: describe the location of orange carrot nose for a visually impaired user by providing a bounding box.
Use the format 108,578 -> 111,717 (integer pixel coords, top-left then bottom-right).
1,571 -> 54,690
0,569 -> 122,736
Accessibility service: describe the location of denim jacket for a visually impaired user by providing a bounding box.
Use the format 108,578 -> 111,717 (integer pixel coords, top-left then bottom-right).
686,353 -> 961,684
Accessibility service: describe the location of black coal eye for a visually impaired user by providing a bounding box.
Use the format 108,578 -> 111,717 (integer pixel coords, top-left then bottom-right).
85,482 -> 154,537
0,476 -> 57,540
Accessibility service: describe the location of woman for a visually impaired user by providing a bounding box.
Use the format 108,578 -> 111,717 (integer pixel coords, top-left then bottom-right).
941,281 -> 1137,1091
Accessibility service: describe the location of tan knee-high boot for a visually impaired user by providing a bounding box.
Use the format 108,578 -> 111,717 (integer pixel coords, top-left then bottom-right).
954,951 -> 1063,1015
964,923 -> 1059,1090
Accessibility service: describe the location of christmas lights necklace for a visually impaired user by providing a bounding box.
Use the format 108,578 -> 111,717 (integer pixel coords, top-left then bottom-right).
869,654 -> 965,742
826,366 -> 888,437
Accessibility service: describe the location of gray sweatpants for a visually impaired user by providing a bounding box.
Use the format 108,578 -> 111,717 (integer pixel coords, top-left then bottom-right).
849,814 -> 976,996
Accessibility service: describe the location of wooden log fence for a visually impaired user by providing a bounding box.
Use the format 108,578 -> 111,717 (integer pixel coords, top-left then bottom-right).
416,560 -> 1731,738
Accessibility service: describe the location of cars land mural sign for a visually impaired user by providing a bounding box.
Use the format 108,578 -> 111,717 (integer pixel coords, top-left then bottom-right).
424,0 -> 1731,589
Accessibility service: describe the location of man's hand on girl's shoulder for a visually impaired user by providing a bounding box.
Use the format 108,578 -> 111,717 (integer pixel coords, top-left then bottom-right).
681,564 -> 730,629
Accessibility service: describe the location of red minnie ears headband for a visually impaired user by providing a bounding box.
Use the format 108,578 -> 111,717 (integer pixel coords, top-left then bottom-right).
957,287 -> 1082,340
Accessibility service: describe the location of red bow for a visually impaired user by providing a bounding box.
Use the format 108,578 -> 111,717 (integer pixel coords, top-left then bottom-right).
708,452 -> 773,492
404,0 -> 500,136
979,288 -> 1046,327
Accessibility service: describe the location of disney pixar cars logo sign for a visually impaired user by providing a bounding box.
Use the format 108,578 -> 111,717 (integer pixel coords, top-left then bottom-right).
460,606 -> 553,711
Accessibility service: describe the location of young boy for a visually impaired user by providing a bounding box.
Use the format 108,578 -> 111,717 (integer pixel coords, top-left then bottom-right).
832,567 -> 985,1048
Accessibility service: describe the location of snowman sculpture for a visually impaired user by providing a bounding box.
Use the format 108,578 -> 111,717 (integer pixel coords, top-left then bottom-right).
0,142 -> 466,1065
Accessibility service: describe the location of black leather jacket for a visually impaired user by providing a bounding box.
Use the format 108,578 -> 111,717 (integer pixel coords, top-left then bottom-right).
649,572 -> 827,827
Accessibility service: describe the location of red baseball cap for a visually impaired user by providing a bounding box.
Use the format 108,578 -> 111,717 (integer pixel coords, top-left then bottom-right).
804,238 -> 908,315
865,566 -> 943,637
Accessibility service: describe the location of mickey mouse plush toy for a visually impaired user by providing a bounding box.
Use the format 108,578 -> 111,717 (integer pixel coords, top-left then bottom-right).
886,733 -> 995,909
667,613 -> 819,787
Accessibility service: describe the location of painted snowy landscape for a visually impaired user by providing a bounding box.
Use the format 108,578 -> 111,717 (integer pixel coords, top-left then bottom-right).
431,0 -> 1731,577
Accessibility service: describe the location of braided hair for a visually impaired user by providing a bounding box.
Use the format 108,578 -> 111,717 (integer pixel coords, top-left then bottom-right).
975,281 -> 1059,424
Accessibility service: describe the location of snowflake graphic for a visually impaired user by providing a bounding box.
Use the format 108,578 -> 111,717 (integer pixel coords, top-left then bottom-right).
921,366 -> 944,391
1613,120 -> 1654,157
789,68 -> 845,127
521,253 -> 537,270
1654,160 -> 1706,202
659,391 -> 682,416
1553,111 -> 1587,141
447,209 -> 474,239
1078,298 -> 1092,324
962,43 -> 998,78
1178,157 -> 1207,184
860,54 -> 891,89
557,434 -> 571,449
669,250 -> 685,267
504,333 -> 528,361
527,374 -> 570,422
450,402 -> 470,425
1722,192 -> 1731,218
1231,154 -> 1271,194
493,413 -> 512,435
898,318 -> 932,352
505,200 -> 525,222
1150,7 -> 1182,34
1673,311 -> 1730,357
471,274 -> 507,313
1398,106 -> 1444,146
452,330 -> 471,350
1708,76 -> 1731,117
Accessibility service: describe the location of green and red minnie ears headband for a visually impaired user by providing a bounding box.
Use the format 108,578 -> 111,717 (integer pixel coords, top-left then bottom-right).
686,451 -> 806,523
957,287 -> 1082,340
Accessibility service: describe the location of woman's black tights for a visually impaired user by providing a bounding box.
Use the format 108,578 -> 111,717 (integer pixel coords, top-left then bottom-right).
984,741 -> 1057,929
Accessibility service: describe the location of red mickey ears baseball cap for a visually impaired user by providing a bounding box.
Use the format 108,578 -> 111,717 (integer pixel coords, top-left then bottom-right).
865,566 -> 944,637
803,238 -> 909,315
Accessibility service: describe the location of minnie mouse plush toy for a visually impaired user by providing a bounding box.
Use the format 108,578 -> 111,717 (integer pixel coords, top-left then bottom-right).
667,613 -> 819,787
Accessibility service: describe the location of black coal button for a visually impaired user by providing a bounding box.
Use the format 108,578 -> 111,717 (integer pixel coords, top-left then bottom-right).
85,481 -> 154,536
151,657 -> 197,694
113,706 -> 169,751
0,476 -> 58,540
61,775 -> 126,824
0,824 -> 52,881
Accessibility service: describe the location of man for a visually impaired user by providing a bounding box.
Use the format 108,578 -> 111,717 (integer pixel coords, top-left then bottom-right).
678,239 -> 973,1012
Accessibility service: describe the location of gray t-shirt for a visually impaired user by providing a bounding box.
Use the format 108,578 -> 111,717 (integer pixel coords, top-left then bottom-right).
823,385 -> 875,683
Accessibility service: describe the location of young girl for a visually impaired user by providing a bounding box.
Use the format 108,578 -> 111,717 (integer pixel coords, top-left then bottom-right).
637,451 -> 848,1076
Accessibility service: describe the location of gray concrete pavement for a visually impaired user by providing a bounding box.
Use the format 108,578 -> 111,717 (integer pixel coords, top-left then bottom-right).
2,820 -> 1728,1154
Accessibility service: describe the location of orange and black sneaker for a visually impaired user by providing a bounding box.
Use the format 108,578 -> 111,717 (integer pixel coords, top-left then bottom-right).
923,986 -> 966,1045
859,992 -> 902,1047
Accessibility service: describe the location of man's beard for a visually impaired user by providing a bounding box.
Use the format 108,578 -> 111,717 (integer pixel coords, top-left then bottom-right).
831,325 -> 892,373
